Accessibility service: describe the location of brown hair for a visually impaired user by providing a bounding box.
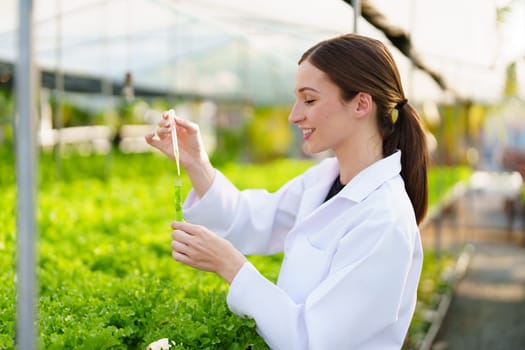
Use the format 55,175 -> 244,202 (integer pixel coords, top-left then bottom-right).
300,34 -> 428,224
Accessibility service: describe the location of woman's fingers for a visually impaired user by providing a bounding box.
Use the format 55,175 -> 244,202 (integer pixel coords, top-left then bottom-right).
171,238 -> 189,254
145,122 -> 168,141
170,223 -> 215,267
171,220 -> 202,233
171,230 -> 194,263
159,110 -> 193,130
144,132 -> 155,144
149,110 -> 198,143
172,228 -> 193,244
171,236 -> 189,249
158,117 -> 170,127
172,250 -> 190,264
173,116 -> 199,133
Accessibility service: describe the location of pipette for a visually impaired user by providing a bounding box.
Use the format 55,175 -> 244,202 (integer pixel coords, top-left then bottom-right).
167,109 -> 180,176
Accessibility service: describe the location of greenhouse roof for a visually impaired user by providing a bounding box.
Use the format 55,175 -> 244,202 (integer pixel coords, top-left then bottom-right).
2,0 -> 525,104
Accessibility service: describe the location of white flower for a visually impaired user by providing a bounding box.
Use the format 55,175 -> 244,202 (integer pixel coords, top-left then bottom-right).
146,338 -> 172,350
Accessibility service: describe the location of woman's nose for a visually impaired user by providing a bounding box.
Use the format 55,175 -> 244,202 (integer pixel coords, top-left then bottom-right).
288,102 -> 305,124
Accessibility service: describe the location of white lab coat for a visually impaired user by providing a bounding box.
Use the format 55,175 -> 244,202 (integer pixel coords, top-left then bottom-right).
183,150 -> 423,350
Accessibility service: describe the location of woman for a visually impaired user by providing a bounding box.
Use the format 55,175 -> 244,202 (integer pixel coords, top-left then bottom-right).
146,33 -> 428,350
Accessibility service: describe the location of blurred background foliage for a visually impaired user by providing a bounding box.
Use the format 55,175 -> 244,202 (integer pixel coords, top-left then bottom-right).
2,58 -> 523,168
245,106 -> 293,162
0,82 -> 498,167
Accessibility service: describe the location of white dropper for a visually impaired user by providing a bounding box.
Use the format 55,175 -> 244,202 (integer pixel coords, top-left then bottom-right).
167,109 -> 180,176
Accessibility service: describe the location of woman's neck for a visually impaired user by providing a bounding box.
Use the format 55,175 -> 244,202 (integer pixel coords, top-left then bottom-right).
335,134 -> 383,184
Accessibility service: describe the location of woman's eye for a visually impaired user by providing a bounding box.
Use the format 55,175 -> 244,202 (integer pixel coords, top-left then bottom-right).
305,99 -> 316,105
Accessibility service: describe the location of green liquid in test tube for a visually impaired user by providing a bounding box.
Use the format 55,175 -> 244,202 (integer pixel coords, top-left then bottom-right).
174,179 -> 183,221
168,109 -> 183,221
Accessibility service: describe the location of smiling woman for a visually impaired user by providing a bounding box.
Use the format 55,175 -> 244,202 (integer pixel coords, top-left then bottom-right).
146,33 -> 429,350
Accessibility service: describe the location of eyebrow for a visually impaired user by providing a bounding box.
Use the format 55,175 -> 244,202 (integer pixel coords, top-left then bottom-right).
296,87 -> 320,93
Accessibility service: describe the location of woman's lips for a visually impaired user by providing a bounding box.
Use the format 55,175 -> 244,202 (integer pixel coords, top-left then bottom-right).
302,128 -> 314,140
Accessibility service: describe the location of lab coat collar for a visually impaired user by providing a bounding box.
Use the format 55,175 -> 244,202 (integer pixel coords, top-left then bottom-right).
294,157 -> 340,221
339,150 -> 402,203
296,151 -> 401,220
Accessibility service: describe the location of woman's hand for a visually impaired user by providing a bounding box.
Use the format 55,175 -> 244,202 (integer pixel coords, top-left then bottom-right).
170,221 -> 247,284
145,111 -> 207,171
145,111 -> 215,197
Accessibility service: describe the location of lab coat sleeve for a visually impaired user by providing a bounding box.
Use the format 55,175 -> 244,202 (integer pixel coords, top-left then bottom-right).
183,170 -> 304,255
227,262 -> 308,350
227,218 -> 420,350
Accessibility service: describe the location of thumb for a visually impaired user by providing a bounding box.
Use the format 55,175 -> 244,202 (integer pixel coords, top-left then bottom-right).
145,132 -> 162,148
145,132 -> 155,144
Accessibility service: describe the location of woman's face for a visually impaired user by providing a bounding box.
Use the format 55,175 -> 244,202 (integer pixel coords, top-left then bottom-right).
289,60 -> 358,155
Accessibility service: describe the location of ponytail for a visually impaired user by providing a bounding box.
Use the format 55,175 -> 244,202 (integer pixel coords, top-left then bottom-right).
383,102 -> 428,224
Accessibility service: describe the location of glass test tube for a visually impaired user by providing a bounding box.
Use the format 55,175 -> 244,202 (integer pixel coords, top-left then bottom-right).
174,178 -> 183,221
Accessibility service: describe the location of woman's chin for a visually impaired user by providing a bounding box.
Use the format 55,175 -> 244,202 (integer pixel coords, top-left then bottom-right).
301,143 -> 313,155
302,143 -> 326,156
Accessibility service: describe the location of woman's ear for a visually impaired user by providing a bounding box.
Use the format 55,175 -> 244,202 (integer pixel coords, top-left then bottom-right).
353,92 -> 373,119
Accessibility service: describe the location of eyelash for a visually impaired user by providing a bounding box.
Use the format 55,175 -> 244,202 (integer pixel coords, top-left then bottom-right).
305,99 -> 316,105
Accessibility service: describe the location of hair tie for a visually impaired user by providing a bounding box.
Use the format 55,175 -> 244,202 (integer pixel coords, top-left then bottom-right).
390,99 -> 408,125
396,98 -> 408,110
391,108 -> 399,124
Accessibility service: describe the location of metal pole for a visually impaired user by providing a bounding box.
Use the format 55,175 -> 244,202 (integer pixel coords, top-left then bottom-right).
352,0 -> 360,33
16,0 -> 37,349
406,0 -> 416,97
54,0 -> 63,178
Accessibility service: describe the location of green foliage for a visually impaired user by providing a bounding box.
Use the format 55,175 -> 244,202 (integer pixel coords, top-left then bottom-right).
210,127 -> 246,165
0,88 -> 13,123
404,251 -> 455,349
427,101 -> 489,166
0,145 -> 15,186
504,62 -> 518,97
466,103 -> 488,140
0,150 -> 468,349
1,151 -> 307,349
49,97 -> 93,127
427,165 -> 472,207
0,184 -> 15,349
245,106 -> 293,162
117,99 -> 151,126
93,108 -> 120,130
0,88 -> 14,145
220,158 -> 313,192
